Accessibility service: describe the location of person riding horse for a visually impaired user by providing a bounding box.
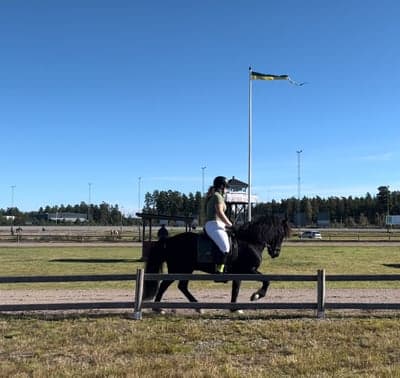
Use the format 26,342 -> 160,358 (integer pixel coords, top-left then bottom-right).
143,214 -> 291,311
204,176 -> 232,273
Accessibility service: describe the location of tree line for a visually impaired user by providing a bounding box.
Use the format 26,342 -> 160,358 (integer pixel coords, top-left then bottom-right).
143,186 -> 398,227
0,202 -> 137,226
143,190 -> 203,217
1,186 -> 397,227
253,186 -> 398,227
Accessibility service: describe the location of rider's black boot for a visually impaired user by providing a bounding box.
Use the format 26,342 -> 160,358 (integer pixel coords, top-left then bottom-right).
214,252 -> 228,282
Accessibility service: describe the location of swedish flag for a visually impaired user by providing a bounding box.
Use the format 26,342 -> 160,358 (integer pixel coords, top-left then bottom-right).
250,71 -> 289,81
251,71 -> 305,86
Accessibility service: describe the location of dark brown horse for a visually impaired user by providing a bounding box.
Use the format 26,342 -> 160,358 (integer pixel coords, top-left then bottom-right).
143,215 -> 291,311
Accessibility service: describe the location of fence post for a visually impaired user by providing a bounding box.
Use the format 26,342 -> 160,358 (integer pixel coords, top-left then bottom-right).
132,268 -> 145,320
317,269 -> 326,319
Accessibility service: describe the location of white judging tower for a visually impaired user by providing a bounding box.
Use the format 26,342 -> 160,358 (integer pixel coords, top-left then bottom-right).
225,176 -> 257,224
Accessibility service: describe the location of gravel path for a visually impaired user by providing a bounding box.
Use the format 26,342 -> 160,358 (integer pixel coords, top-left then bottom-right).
1,287 -> 399,305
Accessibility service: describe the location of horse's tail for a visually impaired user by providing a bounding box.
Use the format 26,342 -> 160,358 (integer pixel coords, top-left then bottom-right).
142,241 -> 166,301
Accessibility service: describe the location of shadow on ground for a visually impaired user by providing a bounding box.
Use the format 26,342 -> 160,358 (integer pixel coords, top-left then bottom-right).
50,258 -> 140,263
383,264 -> 400,269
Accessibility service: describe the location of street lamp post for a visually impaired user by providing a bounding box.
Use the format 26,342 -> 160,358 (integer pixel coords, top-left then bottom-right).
10,185 -> 16,226
386,185 -> 390,229
10,185 -> 16,209
200,167 -> 207,226
201,166 -> 206,195
120,206 -> 124,232
88,182 -> 92,223
387,185 -> 390,216
138,177 -> 142,212
296,150 -> 302,227
138,177 -> 142,242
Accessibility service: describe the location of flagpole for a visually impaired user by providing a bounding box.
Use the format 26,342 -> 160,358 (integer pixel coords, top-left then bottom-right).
246,69 -> 303,223
248,66 -> 252,222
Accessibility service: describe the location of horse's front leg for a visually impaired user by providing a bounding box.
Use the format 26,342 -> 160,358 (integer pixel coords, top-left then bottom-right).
250,270 -> 270,301
230,280 -> 241,303
177,280 -> 203,314
153,279 -> 174,314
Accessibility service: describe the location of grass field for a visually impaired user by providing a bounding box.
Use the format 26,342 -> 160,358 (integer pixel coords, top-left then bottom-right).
1,244 -> 400,376
0,244 -> 399,289
1,313 -> 400,377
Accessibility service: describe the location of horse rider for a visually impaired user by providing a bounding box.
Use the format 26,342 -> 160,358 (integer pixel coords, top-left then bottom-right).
204,176 -> 233,273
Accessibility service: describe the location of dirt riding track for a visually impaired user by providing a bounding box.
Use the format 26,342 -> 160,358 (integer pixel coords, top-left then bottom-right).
2,285 -> 400,316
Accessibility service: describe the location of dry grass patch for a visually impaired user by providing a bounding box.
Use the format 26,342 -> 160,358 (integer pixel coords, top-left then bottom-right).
1,313 -> 400,377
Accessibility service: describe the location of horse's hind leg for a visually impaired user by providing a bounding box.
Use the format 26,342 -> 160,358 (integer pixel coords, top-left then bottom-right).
230,280 -> 244,314
177,280 -> 203,314
153,279 -> 174,313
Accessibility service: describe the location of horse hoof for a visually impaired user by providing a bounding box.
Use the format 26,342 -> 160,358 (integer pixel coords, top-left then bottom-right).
152,308 -> 166,315
231,309 -> 244,314
250,293 -> 260,301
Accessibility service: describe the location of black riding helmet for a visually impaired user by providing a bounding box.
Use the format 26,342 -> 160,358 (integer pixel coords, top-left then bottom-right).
213,176 -> 229,189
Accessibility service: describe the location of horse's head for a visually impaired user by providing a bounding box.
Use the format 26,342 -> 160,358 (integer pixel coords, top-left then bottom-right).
235,215 -> 291,259
266,217 -> 291,258
266,241 -> 281,258
265,236 -> 282,258
237,216 -> 291,259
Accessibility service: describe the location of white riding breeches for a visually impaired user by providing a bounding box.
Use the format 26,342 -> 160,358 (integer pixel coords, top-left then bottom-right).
204,220 -> 229,254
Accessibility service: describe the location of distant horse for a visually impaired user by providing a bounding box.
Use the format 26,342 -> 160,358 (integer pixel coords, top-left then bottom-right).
110,229 -> 120,240
143,215 -> 291,312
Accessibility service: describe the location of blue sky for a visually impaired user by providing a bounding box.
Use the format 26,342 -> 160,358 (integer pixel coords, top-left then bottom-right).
1,1 -> 400,214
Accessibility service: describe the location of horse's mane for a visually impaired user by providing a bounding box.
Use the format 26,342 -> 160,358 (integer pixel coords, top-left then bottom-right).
235,215 -> 291,244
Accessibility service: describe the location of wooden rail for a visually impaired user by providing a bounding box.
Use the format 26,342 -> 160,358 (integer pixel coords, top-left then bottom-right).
1,270 -> 400,319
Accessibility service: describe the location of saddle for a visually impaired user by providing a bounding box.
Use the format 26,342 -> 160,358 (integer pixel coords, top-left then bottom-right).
197,229 -> 238,266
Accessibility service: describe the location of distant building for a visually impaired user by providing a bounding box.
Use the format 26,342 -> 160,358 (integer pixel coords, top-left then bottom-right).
46,212 -> 88,223
225,176 -> 257,223
386,215 -> 400,226
317,212 -> 330,228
